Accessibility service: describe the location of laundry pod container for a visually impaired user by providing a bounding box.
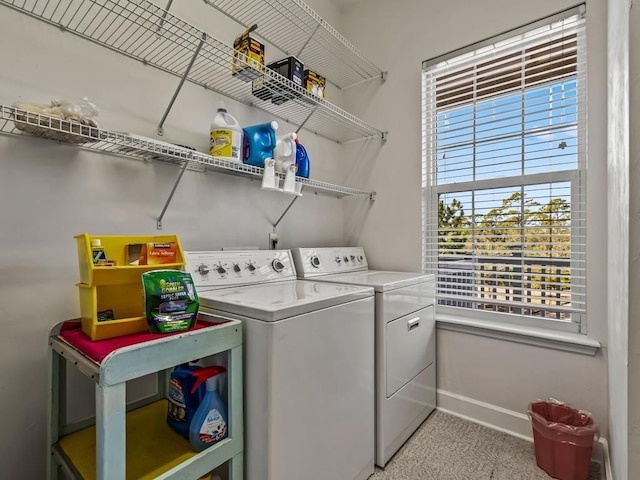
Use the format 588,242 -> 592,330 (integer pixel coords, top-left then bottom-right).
528,400 -> 599,480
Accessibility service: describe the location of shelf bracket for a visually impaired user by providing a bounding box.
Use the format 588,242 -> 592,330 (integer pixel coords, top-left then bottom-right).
157,159 -> 190,230
273,189 -> 304,230
370,192 -> 377,201
157,32 -> 206,136
296,23 -> 321,59
295,107 -> 319,135
157,0 -> 174,34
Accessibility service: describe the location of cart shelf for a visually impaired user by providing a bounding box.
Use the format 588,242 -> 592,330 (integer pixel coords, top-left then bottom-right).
55,400 -> 239,480
0,104 -> 375,200
202,0 -> 386,90
0,0 -> 385,144
47,317 -> 244,479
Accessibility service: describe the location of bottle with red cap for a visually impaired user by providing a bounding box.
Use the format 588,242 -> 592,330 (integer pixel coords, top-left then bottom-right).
188,366 -> 229,452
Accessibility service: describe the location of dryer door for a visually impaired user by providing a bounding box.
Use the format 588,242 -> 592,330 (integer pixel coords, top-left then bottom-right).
386,305 -> 435,397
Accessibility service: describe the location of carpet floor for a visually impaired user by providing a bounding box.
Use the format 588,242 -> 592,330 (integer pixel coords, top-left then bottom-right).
369,410 -> 602,480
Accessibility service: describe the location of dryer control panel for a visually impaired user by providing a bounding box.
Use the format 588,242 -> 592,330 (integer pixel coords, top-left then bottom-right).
292,247 -> 368,277
185,250 -> 296,288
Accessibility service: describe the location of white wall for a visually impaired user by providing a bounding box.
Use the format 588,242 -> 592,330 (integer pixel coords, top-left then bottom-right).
341,0 -> 609,440
630,1 -> 640,475
626,0 -> 639,478
0,1 -> 351,478
0,0 -> 617,478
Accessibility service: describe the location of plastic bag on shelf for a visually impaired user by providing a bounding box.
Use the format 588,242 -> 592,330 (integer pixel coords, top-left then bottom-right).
11,96 -> 101,144
50,96 -> 100,124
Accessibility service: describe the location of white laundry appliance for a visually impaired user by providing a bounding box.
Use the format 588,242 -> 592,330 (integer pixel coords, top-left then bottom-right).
184,249 -> 375,480
292,247 -> 436,467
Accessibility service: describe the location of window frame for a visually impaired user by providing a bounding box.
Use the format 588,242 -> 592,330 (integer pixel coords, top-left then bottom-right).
422,5 -> 587,334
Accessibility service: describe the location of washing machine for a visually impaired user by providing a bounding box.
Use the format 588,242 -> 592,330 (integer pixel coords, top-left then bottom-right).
184,249 -> 375,480
292,247 -> 436,467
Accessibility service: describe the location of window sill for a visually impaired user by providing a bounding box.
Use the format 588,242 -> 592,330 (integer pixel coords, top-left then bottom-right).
436,313 -> 601,356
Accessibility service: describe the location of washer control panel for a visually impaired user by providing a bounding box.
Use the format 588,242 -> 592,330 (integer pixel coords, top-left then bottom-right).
185,250 -> 296,288
291,247 -> 368,277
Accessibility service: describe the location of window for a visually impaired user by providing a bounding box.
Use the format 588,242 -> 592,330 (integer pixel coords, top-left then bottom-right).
422,6 -> 586,333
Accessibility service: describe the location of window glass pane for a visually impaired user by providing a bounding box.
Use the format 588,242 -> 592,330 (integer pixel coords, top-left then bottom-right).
423,9 -> 586,328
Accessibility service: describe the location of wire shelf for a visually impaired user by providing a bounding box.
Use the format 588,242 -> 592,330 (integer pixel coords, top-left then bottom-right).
0,0 -> 385,144
202,0 -> 385,90
0,104 -> 375,199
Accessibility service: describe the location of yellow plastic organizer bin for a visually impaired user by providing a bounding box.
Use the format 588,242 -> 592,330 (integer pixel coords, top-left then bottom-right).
75,233 -> 185,286
75,233 -> 186,340
78,283 -> 148,341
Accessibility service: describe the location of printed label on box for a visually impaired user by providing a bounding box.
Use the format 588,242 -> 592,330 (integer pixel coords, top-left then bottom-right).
140,242 -> 178,265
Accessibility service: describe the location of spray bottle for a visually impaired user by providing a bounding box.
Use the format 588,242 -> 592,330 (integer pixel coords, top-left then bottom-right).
166,363 -> 205,439
189,366 -> 229,452
210,104 -> 243,162
274,132 -> 298,173
295,138 -> 310,178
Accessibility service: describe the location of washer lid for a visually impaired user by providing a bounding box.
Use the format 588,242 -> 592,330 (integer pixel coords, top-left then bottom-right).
197,280 -> 374,321
308,270 -> 434,292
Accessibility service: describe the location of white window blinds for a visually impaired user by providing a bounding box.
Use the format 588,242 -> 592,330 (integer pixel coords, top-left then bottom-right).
422,6 -> 586,331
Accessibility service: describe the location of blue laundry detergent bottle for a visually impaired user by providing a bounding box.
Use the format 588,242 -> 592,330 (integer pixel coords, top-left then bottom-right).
167,363 -> 205,439
295,139 -> 310,178
189,366 -> 229,452
242,121 -> 278,167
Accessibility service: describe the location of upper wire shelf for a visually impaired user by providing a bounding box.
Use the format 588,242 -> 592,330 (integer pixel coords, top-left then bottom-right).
0,0 -> 385,144
0,104 -> 376,199
202,0 -> 386,90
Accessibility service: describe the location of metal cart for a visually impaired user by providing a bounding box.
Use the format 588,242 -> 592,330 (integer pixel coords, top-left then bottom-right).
47,317 -> 243,479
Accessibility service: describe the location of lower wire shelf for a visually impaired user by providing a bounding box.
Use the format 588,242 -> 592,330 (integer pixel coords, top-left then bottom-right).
54,400 -> 238,480
0,104 -> 376,200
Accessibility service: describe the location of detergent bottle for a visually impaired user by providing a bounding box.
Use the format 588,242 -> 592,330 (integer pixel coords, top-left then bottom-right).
210,105 -> 243,162
189,366 -> 229,452
274,132 -> 298,173
166,363 -> 205,439
242,121 -> 278,167
295,138 -> 310,178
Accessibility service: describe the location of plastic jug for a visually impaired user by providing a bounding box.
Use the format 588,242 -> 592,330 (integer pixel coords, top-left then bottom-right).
210,107 -> 243,162
166,364 -> 205,439
295,140 -> 310,178
242,121 -> 278,167
189,366 -> 229,452
274,132 -> 298,173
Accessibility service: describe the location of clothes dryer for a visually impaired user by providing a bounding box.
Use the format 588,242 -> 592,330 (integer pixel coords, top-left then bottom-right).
184,249 -> 375,480
292,247 -> 436,467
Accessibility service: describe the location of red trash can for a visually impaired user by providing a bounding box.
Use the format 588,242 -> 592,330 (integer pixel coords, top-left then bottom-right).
528,400 -> 599,480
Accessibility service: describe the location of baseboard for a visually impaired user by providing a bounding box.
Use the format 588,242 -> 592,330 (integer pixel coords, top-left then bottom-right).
436,389 -> 612,479
598,437 -> 613,480
436,389 -> 533,440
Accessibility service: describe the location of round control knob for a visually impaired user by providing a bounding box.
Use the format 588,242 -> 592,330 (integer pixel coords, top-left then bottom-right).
350,255 -> 356,262
335,256 -> 342,264
233,264 -> 241,273
272,259 -> 285,273
197,264 -> 210,275
343,256 -> 349,262
217,265 -> 227,275
357,255 -> 364,262
247,263 -> 257,272
310,256 -> 321,268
